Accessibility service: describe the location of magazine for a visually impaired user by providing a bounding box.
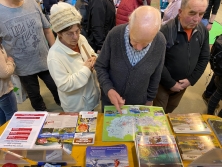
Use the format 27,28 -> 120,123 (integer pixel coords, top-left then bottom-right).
168,113 -> 211,134
86,144 -> 129,167
34,112 -> 78,154
135,135 -> 183,167
103,105 -> 172,141
207,117 -> 222,145
73,111 -> 98,145
176,135 -> 220,160
0,112 -> 48,149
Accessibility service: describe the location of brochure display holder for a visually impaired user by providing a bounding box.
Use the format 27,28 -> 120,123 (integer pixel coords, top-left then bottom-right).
9,149 -> 76,165
0,149 -> 29,166
188,148 -> 222,167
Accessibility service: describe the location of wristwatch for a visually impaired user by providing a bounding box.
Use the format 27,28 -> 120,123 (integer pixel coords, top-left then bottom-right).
208,22 -> 213,24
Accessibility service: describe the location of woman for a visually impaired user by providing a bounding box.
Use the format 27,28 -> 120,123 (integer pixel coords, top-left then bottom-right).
0,39 -> 17,126
47,2 -> 100,112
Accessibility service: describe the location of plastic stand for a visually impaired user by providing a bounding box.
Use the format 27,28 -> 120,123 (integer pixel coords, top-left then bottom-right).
9,149 -> 76,165
0,149 -> 29,166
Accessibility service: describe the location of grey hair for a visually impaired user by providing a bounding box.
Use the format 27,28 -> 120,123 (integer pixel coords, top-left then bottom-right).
181,0 -> 208,9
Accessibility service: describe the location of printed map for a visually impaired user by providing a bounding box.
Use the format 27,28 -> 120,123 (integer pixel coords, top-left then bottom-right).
102,105 -> 172,141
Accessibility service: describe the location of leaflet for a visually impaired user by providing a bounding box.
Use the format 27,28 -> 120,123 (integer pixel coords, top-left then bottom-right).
0,111 -> 48,149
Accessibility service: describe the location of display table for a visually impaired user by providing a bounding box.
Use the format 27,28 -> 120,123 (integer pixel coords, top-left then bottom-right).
0,113 -> 221,167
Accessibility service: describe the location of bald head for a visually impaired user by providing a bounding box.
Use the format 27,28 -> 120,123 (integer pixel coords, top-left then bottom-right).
128,6 -> 161,51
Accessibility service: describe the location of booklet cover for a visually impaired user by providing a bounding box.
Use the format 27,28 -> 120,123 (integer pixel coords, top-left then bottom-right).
86,144 -> 129,167
176,135 -> 220,161
103,105 -> 171,141
168,113 -> 211,134
135,135 -> 184,167
207,117 -> 222,146
0,112 -> 48,149
34,112 -> 78,154
73,111 -> 98,145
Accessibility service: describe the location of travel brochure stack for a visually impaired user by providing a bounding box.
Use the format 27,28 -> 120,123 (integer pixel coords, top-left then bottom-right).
135,135 -> 183,167
0,111 -> 98,154
0,107 -> 222,166
168,113 -> 222,162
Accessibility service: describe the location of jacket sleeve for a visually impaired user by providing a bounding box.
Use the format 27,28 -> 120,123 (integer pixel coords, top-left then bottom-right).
47,57 -> 92,92
94,32 -> 114,95
0,50 -> 15,79
159,24 -> 177,89
89,0 -> 106,51
187,29 -> 210,85
147,36 -> 166,101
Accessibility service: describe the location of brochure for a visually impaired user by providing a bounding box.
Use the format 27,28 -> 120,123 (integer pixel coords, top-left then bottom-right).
135,135 -> 183,167
86,144 -> 129,167
73,111 -> 98,145
0,112 -> 48,149
168,113 -> 211,134
176,135 -> 220,160
207,117 -> 222,145
34,112 -> 78,154
103,105 -> 171,141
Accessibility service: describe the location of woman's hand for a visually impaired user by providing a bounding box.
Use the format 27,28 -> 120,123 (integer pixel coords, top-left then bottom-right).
84,59 -> 93,72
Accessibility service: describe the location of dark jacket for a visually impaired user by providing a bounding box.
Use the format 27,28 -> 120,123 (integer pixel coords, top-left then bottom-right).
87,0 -> 116,52
215,76 -> 222,91
203,0 -> 221,20
43,0 -> 58,13
160,16 -> 210,89
95,24 -> 166,106
116,0 -> 150,25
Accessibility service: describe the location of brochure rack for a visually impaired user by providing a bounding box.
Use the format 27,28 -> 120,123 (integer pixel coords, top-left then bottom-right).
0,149 -> 29,166
9,149 -> 76,165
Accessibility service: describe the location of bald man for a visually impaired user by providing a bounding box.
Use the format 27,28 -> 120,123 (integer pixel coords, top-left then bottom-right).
153,0 -> 210,113
94,6 -> 166,112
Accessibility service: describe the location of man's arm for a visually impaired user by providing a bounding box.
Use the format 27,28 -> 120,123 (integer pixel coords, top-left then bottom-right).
206,14 -> 216,31
158,22 -> 179,89
43,28 -> 55,47
206,0 -> 221,30
187,29 -> 210,86
94,31 -> 124,112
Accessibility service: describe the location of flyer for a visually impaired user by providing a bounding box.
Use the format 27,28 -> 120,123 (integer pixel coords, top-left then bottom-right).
0,111 -> 48,149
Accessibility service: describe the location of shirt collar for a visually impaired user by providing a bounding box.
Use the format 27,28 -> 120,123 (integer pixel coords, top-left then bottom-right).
56,37 -> 80,56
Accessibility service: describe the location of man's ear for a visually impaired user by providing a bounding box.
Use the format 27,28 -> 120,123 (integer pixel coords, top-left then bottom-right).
178,9 -> 182,14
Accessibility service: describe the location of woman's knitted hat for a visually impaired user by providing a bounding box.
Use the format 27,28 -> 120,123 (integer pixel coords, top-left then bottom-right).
50,2 -> 82,33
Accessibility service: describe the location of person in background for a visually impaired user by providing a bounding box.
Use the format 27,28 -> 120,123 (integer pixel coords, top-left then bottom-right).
42,0 -> 59,22
201,0 -> 221,31
0,0 -> 60,111
202,0 -> 221,108
95,6 -> 165,112
116,0 -> 151,25
154,0 -> 209,113
43,0 -> 59,15
162,0 -> 181,25
113,0 -> 121,7
75,0 -> 89,37
86,0 -> 116,54
160,0 -> 169,18
0,40 -> 17,126
208,75 -> 222,117
48,2 -> 100,112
